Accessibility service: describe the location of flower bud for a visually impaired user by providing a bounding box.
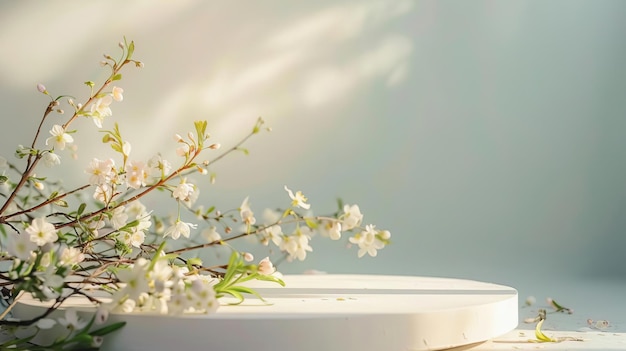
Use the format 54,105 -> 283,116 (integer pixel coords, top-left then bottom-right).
209,143 -> 221,150
37,83 -> 47,94
243,252 -> 254,262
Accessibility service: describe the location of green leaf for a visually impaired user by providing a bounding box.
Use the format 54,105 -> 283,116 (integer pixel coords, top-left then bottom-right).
54,199 -> 69,207
305,218 -> 318,229
90,321 -> 127,336
0,175 -> 8,184
194,120 -> 208,148
111,73 -> 122,81
535,319 -> 556,342
77,203 -> 87,216
126,40 -> 135,60
254,274 -> 286,287
84,81 -> 95,88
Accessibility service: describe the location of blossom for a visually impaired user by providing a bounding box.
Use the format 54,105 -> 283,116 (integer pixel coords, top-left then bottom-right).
164,220 -> 197,240
26,217 -> 58,246
125,160 -> 150,189
201,226 -> 221,243
284,186 -> 311,209
35,265 -> 65,300
45,125 -> 73,150
258,257 -> 275,275
176,143 -> 190,157
115,258 -> 150,301
340,204 -> 363,231
93,183 -> 114,203
58,308 -> 88,330
172,179 -> 195,201
280,227 -> 313,261
239,196 -> 256,225
260,225 -> 282,246
7,233 -> 37,260
349,224 -> 388,258
148,154 -> 172,179
320,220 -> 342,240
42,152 -> 61,167
123,230 -> 146,248
86,158 -> 116,185
90,95 -> 113,128
112,86 -> 124,101
59,247 -> 85,266
110,206 -> 129,230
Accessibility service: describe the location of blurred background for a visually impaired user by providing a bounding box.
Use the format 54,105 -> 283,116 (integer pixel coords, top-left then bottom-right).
1,0 -> 625,298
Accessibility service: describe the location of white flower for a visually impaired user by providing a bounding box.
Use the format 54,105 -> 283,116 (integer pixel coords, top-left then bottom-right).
59,247 -> 85,266
340,204 -> 363,231
58,309 -> 88,330
127,201 -> 147,219
201,226 -> 221,243
129,230 -> 145,248
320,220 -> 342,240
112,86 -> 124,101
93,184 -> 114,203
349,224 -> 387,258
176,143 -> 190,157
110,206 -> 128,230
125,160 -> 149,189
45,125 -> 73,150
148,154 -> 172,179
26,217 -> 58,246
95,307 -> 109,325
35,265 -> 65,300
260,225 -> 282,246
7,233 -> 37,260
239,196 -> 256,225
91,95 -> 113,119
172,179 -> 195,201
257,257 -> 275,275
86,158 -> 116,185
122,141 -> 132,157
164,220 -> 197,240
42,152 -> 61,167
284,186 -> 311,209
280,227 -> 312,261
116,258 -> 150,300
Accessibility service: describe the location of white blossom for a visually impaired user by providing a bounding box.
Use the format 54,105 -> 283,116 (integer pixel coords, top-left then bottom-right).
164,220 -> 197,240
42,152 -> 61,167
239,197 -> 256,225
45,125 -> 73,150
201,226 -> 221,243
349,224 -> 388,258
112,86 -> 124,101
86,158 -> 116,185
59,247 -> 85,266
26,217 -> 58,246
58,309 -> 88,330
284,185 -> 311,209
340,204 -> 363,231
172,179 -> 194,201
7,233 -> 37,260
258,257 -> 275,275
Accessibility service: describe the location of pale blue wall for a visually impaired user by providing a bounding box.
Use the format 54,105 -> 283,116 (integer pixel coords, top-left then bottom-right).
1,0 -> 625,284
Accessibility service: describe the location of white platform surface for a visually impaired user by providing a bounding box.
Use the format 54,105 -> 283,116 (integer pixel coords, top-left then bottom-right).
14,274 -> 518,351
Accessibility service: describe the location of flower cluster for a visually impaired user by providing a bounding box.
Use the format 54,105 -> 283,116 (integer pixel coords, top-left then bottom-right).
0,39 -> 390,350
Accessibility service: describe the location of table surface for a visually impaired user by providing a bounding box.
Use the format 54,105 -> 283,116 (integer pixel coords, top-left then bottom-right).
461,275 -> 626,351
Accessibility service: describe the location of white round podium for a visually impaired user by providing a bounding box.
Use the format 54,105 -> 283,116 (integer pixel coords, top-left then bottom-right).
13,275 -> 518,351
